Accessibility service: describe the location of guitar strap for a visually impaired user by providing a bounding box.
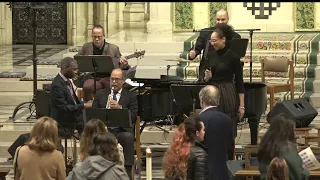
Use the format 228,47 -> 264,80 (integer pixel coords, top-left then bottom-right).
103,42 -> 109,55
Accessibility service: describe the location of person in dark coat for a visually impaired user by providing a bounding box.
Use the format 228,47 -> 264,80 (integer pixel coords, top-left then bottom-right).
197,85 -> 234,180
50,57 -> 92,137
258,113 -> 309,180
163,117 -> 208,180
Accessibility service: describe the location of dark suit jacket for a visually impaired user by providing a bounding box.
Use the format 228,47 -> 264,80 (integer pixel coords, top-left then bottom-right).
50,74 -> 84,134
92,87 -> 138,133
190,27 -> 241,82
197,107 -> 233,180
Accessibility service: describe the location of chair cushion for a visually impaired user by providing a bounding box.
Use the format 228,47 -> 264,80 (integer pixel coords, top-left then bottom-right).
264,57 -> 289,72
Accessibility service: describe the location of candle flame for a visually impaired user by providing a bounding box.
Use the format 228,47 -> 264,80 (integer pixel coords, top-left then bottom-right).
146,147 -> 151,153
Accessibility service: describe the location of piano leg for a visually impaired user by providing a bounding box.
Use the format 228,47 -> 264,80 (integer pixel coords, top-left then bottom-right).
248,115 -> 261,145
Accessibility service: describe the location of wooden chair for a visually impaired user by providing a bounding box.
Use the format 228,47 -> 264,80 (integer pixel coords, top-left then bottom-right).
261,57 -> 294,108
244,145 -> 259,171
132,116 -> 142,179
59,132 -> 78,167
0,168 -> 10,180
243,145 -> 259,180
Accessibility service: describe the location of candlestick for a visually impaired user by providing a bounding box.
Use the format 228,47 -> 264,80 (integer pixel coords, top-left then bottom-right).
146,147 -> 152,180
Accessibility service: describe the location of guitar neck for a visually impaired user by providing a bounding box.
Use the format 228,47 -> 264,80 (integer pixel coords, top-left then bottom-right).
125,54 -> 136,60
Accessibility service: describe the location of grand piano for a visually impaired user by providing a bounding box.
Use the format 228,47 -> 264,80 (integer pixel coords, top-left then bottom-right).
131,76 -> 267,145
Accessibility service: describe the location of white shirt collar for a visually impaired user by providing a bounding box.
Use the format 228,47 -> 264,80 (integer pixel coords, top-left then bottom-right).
59,72 -> 68,82
112,88 -> 122,95
199,106 -> 217,114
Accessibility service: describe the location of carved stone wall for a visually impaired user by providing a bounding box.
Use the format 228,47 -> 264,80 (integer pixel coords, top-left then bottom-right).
172,2 -> 320,32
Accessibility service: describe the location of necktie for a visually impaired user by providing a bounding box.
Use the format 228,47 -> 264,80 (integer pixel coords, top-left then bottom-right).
113,91 -> 118,101
66,80 -> 76,101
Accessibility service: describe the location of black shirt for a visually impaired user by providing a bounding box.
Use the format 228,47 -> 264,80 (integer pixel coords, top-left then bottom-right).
93,42 -> 105,55
92,41 -> 110,78
207,46 -> 244,93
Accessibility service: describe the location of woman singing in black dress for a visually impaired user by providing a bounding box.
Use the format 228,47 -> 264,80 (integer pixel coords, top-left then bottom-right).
203,23 -> 245,139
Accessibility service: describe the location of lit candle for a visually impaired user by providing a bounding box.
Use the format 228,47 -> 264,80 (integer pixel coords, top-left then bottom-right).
146,147 -> 152,180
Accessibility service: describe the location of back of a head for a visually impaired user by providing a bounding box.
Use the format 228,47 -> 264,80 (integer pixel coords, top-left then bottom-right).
28,116 -> 58,152
266,157 -> 289,180
258,113 -> 296,163
80,119 -> 106,159
88,132 -> 120,164
199,85 -> 220,106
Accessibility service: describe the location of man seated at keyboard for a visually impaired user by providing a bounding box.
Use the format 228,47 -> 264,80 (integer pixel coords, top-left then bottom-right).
92,68 -> 138,180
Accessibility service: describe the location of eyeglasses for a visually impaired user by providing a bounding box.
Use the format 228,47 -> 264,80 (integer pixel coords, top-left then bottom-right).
92,36 -> 103,40
209,39 -> 218,43
110,77 -> 123,82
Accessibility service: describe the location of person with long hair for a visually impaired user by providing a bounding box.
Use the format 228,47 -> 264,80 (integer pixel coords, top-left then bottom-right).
14,117 -> 66,180
266,157 -> 289,180
257,113 -> 309,180
79,119 -> 124,165
67,132 -> 129,180
163,117 -> 207,180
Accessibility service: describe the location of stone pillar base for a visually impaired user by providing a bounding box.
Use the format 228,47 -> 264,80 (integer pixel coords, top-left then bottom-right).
123,2 -> 145,29
147,21 -> 172,33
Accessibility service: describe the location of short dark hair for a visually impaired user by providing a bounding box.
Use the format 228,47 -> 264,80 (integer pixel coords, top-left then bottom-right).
212,23 -> 234,41
92,24 -> 105,36
60,57 -> 76,70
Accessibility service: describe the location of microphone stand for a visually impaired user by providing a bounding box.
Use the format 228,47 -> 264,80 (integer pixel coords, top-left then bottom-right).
234,28 -> 261,82
91,58 -> 98,96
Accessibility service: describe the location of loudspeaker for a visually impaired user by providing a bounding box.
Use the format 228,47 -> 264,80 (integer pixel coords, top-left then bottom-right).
267,98 -> 317,128
35,89 -> 51,118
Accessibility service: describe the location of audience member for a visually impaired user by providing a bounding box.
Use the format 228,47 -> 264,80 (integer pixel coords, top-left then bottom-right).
14,117 -> 66,180
257,113 -> 309,180
266,157 -> 289,180
79,119 -> 124,165
163,117 -> 208,180
67,132 -> 129,180
197,85 -> 233,180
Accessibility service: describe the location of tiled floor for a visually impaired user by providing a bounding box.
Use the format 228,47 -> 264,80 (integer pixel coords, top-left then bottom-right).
0,45 -> 69,73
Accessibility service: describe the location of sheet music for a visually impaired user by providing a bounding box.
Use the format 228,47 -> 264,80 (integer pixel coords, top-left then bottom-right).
299,147 -> 320,171
125,78 -> 144,86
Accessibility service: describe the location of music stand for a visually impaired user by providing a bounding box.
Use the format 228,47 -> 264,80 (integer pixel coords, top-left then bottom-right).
85,108 -> 132,128
74,55 -> 116,95
228,39 -> 249,58
170,84 -> 205,116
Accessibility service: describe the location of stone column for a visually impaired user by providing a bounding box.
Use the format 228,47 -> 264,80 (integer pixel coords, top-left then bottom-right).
71,2 -> 77,45
123,2 -> 145,28
147,2 -> 172,33
0,2 -> 12,45
108,2 -> 117,35
116,2 -> 126,30
87,2 -> 94,39
95,2 -> 108,34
